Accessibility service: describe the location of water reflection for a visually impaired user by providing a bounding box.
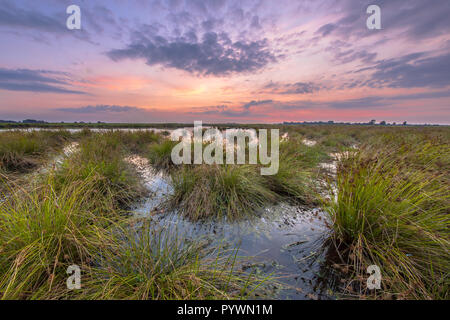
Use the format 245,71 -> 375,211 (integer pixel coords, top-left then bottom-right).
128,156 -> 339,300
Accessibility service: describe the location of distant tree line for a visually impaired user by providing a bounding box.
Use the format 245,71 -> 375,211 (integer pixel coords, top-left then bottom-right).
283,120 -> 413,126
0,119 -> 47,124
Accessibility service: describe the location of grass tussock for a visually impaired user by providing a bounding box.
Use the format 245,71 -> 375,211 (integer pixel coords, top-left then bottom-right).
0,130 -> 72,172
78,221 -> 268,299
0,178 -> 264,300
326,144 -> 449,299
147,139 -> 178,171
0,131 -> 268,300
52,132 -> 146,212
167,135 -> 327,220
268,138 -> 328,203
170,164 -> 277,220
117,130 -> 161,154
0,176 -> 105,299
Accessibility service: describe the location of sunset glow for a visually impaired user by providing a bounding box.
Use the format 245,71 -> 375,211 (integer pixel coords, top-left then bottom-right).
1,0 -> 449,124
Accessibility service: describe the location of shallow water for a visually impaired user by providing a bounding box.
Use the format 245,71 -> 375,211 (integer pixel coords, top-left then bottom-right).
128,156 -> 339,300
302,139 -> 317,147
35,142 -> 79,175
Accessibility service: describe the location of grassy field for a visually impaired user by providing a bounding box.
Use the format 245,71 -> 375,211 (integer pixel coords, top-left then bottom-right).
0,130 -> 268,300
0,125 -> 448,300
0,130 -> 73,171
324,129 -> 449,299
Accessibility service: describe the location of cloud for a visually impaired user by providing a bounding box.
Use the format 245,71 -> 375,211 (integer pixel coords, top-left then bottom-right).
107,30 -> 277,76
191,100 -> 273,117
0,1 -> 64,33
324,90 -> 450,109
260,81 -> 321,94
242,99 -> 273,109
0,68 -> 66,84
327,97 -> 384,109
378,0 -> 450,39
245,88 -> 450,115
0,1 -> 113,43
323,38 -> 378,66
282,90 -> 450,111
389,90 -> 450,100
365,52 -> 450,88
0,68 -> 85,94
56,105 -> 141,113
316,0 -> 450,41
189,105 -> 228,115
315,23 -> 336,37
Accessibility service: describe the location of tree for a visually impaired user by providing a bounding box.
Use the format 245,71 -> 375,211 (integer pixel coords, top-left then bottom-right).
380,121 -> 386,125
403,121 -> 407,126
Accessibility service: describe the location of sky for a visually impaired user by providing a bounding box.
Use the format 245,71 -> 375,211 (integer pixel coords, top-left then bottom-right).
0,0 -> 449,124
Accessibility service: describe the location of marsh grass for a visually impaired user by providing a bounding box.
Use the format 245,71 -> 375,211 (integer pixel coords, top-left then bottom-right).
0,130 -> 72,172
0,176 -> 265,300
52,132 -> 147,212
170,164 -> 277,220
0,131 -> 269,300
118,130 -> 161,154
1,126 -> 448,300
78,221 -> 269,299
0,176 -> 105,299
162,133 -> 329,220
326,145 -> 449,299
147,139 -> 178,171
268,138 -> 329,204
